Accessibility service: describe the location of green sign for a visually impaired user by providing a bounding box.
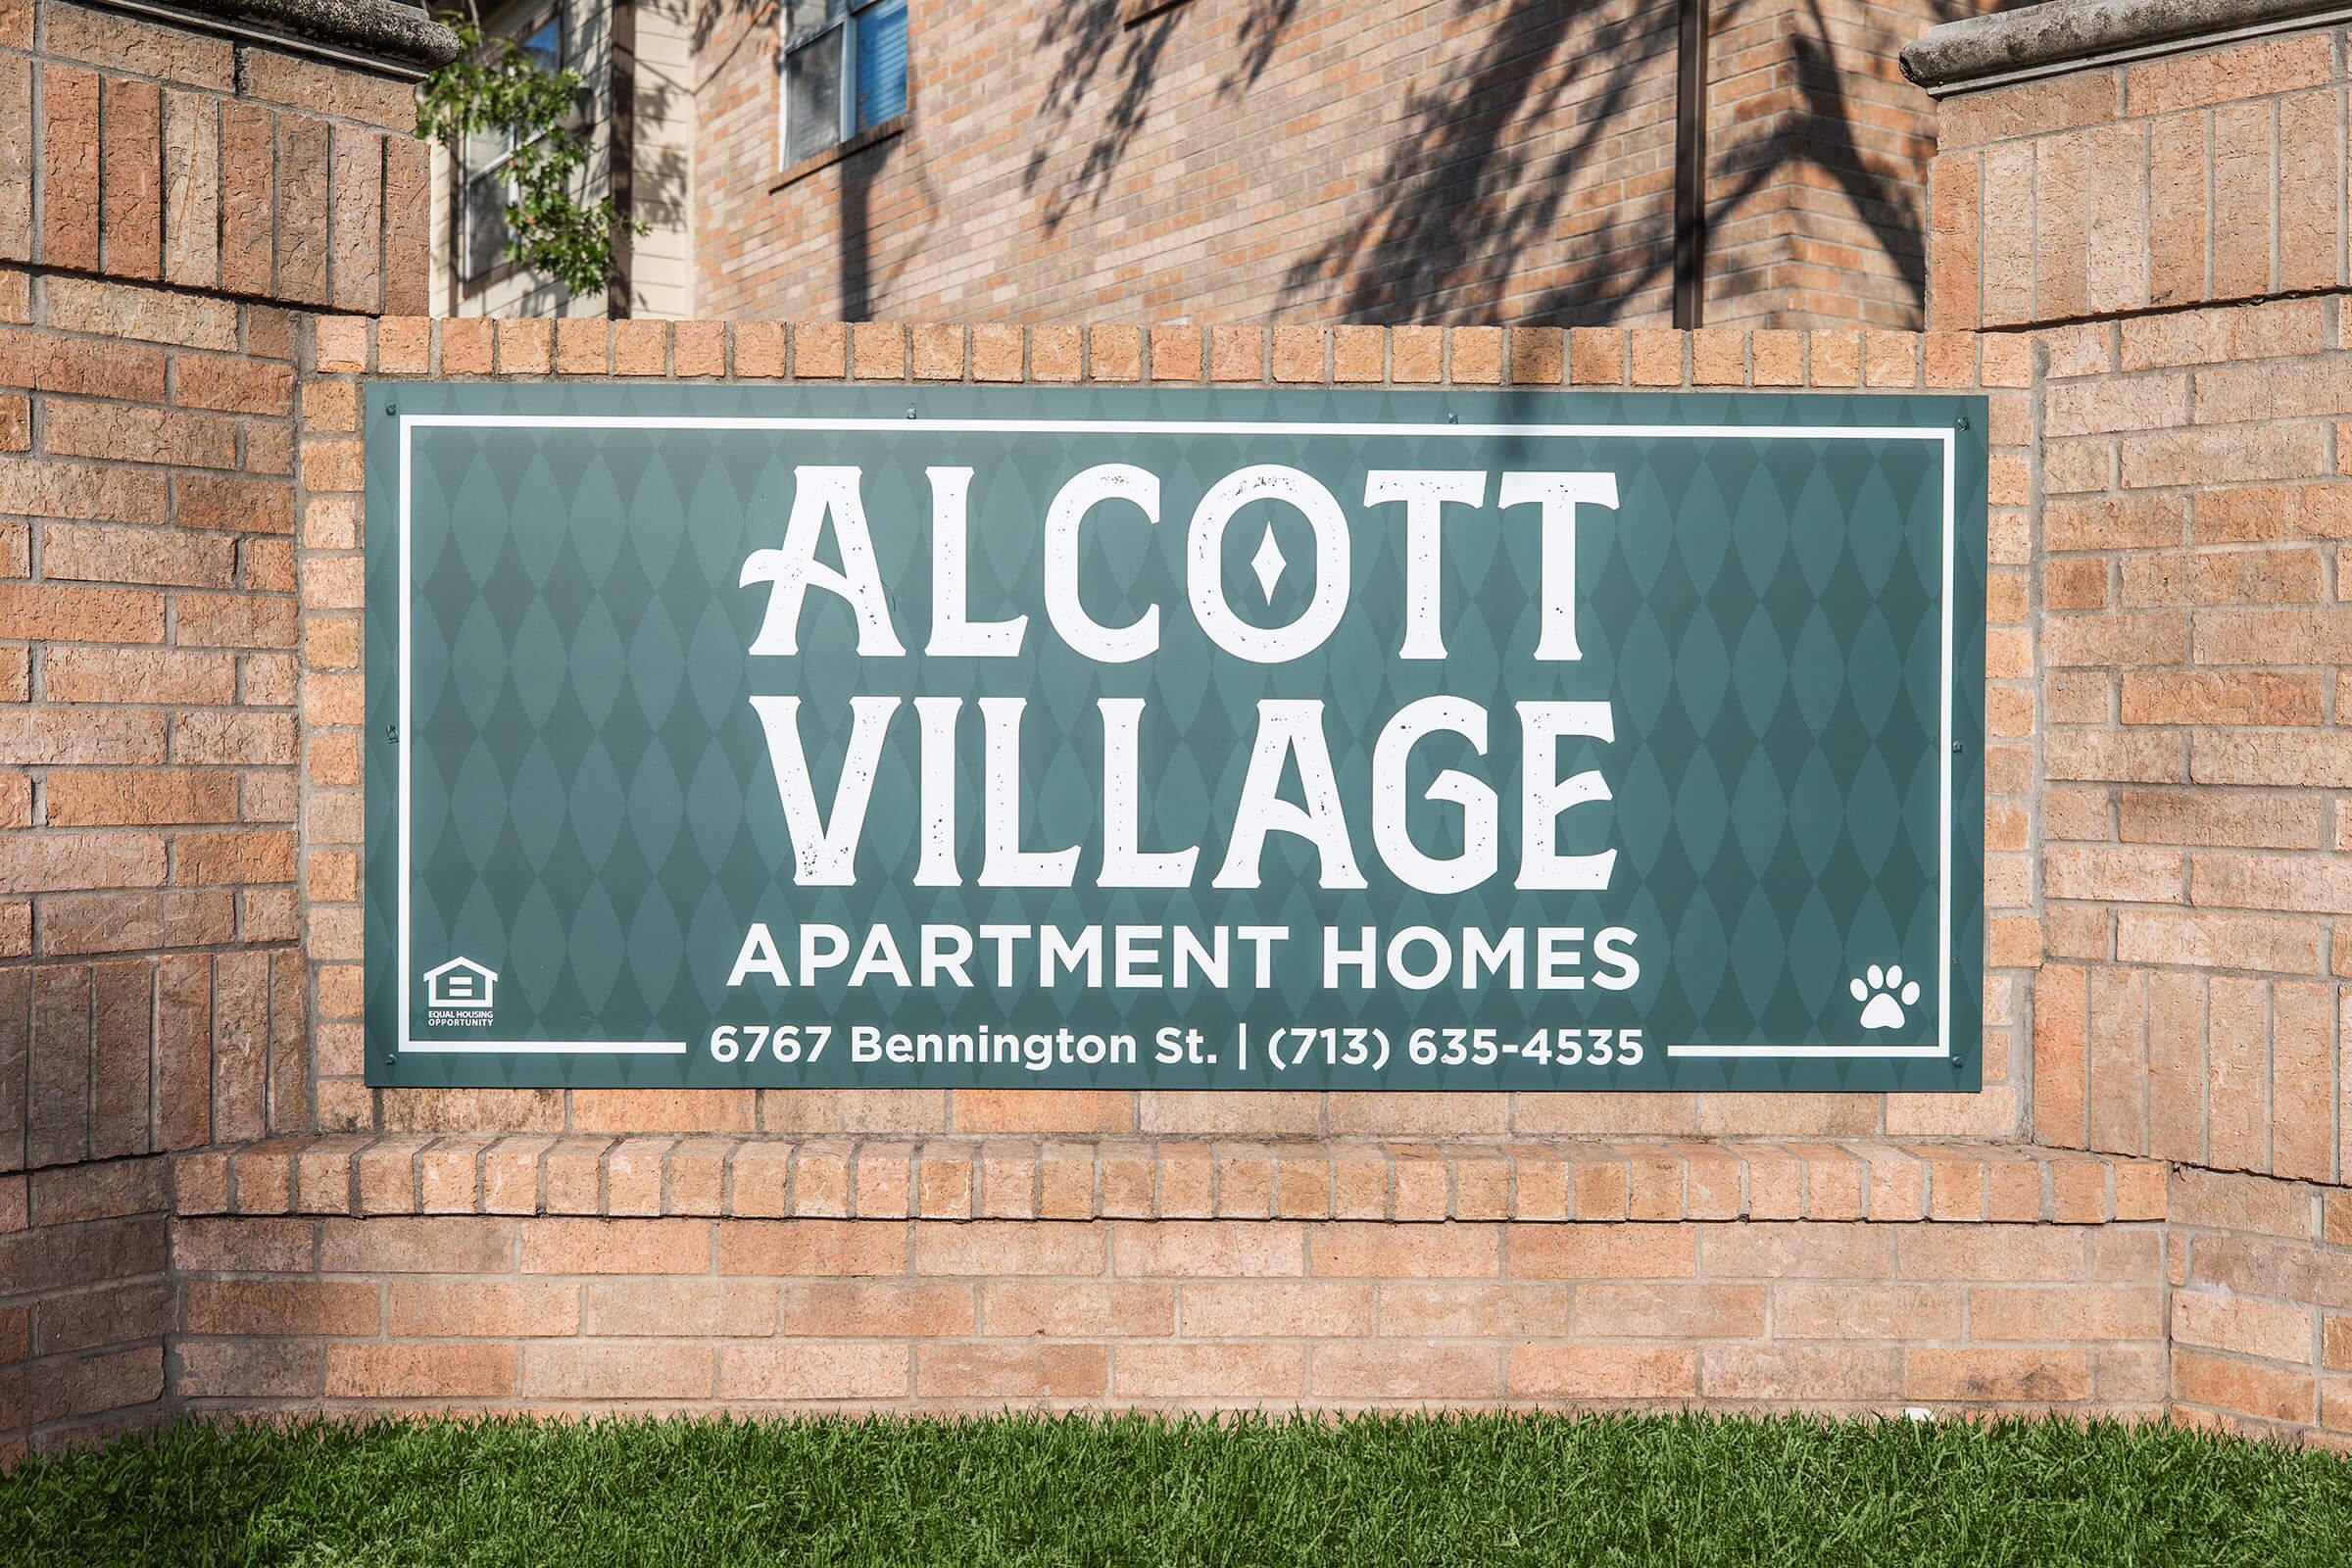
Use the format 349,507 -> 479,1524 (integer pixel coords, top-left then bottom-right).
366,384 -> 1984,1093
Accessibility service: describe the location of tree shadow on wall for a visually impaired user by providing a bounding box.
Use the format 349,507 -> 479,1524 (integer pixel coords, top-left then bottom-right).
1020,0 -> 1985,323
1017,0 -> 1307,234
1018,2 -> 1190,230
1275,0 -> 1673,321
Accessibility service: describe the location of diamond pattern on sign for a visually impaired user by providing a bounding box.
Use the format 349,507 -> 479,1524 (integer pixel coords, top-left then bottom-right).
366,384 -> 1985,1094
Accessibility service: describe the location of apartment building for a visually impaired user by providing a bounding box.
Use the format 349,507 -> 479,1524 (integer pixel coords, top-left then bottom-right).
436,0 -> 1985,327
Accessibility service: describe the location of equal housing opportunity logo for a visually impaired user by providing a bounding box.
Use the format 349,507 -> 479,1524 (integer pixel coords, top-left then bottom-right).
424,956 -> 497,1028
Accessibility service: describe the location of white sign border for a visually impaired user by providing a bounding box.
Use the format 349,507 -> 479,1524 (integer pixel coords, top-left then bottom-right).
395,413 -> 1960,1062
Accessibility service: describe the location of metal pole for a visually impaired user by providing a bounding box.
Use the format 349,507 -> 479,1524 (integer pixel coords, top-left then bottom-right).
608,0 -> 638,318
1672,0 -> 1709,329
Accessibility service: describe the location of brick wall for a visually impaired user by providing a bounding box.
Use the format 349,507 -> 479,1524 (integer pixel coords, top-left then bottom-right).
0,0 -> 441,1455
2165,1167 -> 2352,1437
260,9 -> 2352,1424
2030,295 -> 2352,1186
692,0 -> 1968,330
19,0 -> 2352,1449
1925,29 -> 2349,332
1911,19 -> 2352,1443
214,312 -> 2203,1424
169,1137 -> 2166,1416
292,317 -> 2035,1152
1708,0 -> 1994,329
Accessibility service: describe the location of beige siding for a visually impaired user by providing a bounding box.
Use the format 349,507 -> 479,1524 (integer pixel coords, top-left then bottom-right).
625,0 -> 696,318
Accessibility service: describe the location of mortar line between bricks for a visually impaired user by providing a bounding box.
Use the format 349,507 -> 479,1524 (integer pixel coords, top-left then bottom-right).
1974,284 -> 2352,338
15,261 -> 349,332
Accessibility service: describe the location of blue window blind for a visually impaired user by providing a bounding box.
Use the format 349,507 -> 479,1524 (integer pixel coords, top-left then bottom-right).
855,0 -> 906,130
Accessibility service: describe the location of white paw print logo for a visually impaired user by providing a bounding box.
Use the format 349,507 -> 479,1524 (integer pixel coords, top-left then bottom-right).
1850,963 -> 1921,1030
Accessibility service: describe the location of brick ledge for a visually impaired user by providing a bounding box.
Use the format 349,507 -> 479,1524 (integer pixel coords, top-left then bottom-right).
175,1137 -> 2168,1227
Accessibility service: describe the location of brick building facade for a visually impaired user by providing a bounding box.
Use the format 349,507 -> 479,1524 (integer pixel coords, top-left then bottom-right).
450,0 -> 1985,329
692,0 -> 1982,329
11,0 -> 2352,1455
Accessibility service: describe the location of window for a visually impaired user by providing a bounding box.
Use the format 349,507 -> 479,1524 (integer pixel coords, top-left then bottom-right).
779,0 -> 907,168
461,5 -> 564,282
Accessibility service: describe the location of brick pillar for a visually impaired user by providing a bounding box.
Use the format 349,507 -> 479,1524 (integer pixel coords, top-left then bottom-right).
0,0 -> 454,1456
1906,2 -> 2352,1442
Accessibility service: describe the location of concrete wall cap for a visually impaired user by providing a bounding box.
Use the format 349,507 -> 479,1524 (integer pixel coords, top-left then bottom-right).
172,0 -> 463,69
1902,0 -> 2345,91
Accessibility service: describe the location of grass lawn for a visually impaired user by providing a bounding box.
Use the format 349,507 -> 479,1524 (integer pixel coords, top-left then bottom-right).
3,1411 -> 2348,1566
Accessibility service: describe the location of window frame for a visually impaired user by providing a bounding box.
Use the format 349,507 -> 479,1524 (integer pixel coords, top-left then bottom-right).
458,1 -> 566,286
776,0 -> 907,173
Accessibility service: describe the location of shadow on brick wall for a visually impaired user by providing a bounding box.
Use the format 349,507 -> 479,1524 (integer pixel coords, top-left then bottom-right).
1008,0 -> 1983,325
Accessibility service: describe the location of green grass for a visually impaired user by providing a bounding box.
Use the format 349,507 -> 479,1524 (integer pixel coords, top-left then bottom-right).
3,1411 -> 2348,1566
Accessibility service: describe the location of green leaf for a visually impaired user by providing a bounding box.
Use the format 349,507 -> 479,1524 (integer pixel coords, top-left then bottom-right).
416,13 -> 647,298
